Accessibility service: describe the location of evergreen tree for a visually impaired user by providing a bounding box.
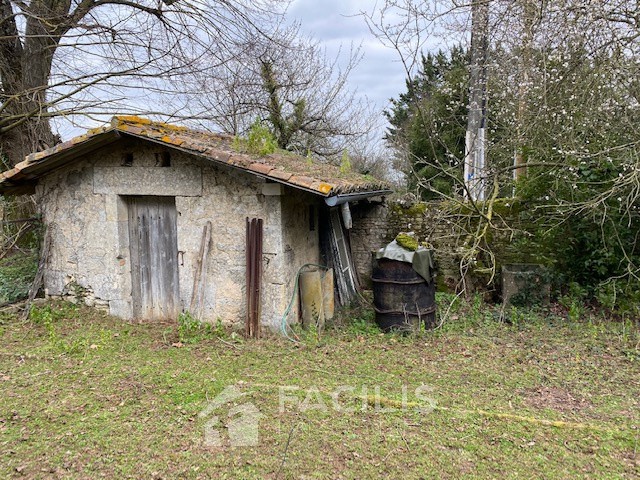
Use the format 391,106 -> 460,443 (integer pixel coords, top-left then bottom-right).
385,47 -> 469,199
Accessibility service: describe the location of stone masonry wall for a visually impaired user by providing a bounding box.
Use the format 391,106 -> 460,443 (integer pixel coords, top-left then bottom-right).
350,199 -> 464,290
37,140 -> 303,327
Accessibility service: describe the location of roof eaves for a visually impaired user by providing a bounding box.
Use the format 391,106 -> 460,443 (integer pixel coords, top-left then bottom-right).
0,128 -> 121,194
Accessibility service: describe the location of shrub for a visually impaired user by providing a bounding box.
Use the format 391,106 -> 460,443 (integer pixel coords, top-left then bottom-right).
0,251 -> 38,304
178,312 -> 226,344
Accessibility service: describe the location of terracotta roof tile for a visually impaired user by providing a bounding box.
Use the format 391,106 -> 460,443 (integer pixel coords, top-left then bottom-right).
248,162 -> 274,176
289,175 -> 317,190
0,116 -> 391,197
268,169 -> 294,182
205,149 -> 230,163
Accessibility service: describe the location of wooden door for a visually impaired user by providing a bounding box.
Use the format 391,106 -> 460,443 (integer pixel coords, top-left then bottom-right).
127,196 -> 180,320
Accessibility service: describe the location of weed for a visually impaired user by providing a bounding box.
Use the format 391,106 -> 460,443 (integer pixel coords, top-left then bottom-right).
29,302 -> 104,355
505,305 -> 526,326
234,119 -> 277,156
0,251 -> 38,304
178,312 -> 227,344
30,304 -> 57,342
30,302 -> 78,324
559,283 -> 588,321
345,309 -> 380,336
434,291 -> 462,322
595,279 -> 640,318
339,149 -> 351,174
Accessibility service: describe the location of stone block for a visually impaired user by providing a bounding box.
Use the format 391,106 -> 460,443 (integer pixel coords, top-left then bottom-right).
109,300 -> 133,319
93,166 -> 203,196
262,183 -> 282,196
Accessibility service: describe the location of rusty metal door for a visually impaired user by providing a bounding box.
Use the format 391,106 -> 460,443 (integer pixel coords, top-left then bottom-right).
127,196 -> 180,320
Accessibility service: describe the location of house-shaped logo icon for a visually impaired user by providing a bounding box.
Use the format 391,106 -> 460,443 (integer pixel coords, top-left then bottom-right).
198,385 -> 264,447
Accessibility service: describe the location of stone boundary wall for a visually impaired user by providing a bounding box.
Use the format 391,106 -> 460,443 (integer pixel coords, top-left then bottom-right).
350,200 -> 466,291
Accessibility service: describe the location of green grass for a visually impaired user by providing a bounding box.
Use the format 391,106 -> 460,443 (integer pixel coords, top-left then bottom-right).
0,300 -> 638,479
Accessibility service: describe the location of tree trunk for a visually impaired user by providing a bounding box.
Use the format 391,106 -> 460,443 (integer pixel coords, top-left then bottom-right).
513,0 -> 536,182
0,0 -> 66,168
0,117 -> 57,168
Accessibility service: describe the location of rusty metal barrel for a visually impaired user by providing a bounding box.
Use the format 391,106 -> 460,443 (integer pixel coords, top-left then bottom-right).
372,258 -> 436,332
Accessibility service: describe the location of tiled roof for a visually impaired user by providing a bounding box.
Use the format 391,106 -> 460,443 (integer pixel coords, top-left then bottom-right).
0,116 -> 391,198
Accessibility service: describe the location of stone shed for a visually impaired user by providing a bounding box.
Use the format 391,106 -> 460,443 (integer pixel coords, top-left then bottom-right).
0,116 -> 390,329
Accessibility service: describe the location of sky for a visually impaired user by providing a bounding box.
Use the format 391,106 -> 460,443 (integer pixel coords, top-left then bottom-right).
287,0 -> 408,128
53,0 -> 410,141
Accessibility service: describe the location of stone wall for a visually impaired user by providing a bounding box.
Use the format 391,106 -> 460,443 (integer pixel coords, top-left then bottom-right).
350,199 -> 465,291
349,202 -> 390,287
279,189 -> 323,326
37,139 -> 317,327
38,159 -> 129,315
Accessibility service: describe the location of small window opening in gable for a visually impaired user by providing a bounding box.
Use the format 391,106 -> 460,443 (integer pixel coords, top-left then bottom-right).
121,152 -> 133,167
309,205 -> 316,231
155,151 -> 171,167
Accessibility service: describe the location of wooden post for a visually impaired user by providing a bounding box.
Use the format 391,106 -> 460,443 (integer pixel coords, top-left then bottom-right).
246,218 -> 263,338
189,221 -> 212,318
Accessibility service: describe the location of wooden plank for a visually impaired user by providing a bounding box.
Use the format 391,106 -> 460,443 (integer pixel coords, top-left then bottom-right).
164,197 -> 180,319
128,196 -> 179,321
256,218 -> 263,337
147,199 -> 159,318
245,217 -> 263,338
139,200 -> 153,318
156,196 -> 179,319
127,197 -> 143,318
246,218 -> 251,337
190,221 -> 212,317
329,208 -> 357,305
22,228 -> 52,320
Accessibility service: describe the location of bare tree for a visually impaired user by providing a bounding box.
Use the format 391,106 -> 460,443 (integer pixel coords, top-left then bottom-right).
0,0 -> 287,168
183,23 -> 379,160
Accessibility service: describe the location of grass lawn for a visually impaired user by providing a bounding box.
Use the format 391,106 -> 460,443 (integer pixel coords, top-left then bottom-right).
0,300 -> 638,479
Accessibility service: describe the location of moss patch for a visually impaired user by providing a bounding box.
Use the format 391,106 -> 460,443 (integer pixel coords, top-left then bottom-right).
395,232 -> 419,251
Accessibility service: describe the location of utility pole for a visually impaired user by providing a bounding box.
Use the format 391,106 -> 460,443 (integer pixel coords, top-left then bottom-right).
514,0 -> 536,183
464,0 -> 490,202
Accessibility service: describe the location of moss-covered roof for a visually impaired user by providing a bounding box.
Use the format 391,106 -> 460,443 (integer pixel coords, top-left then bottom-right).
0,116 -> 391,198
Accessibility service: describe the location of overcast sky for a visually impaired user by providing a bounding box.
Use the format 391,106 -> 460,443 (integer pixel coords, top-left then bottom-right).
287,0 -> 407,126
54,0 -> 410,141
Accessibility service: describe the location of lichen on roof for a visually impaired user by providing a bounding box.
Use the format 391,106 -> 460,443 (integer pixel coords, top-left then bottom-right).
1,116 -> 392,198
112,115 -> 188,133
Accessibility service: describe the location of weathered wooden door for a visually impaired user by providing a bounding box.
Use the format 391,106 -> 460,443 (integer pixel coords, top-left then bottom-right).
127,196 -> 180,320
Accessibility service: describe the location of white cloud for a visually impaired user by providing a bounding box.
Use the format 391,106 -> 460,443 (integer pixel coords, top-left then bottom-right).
288,0 -> 406,130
